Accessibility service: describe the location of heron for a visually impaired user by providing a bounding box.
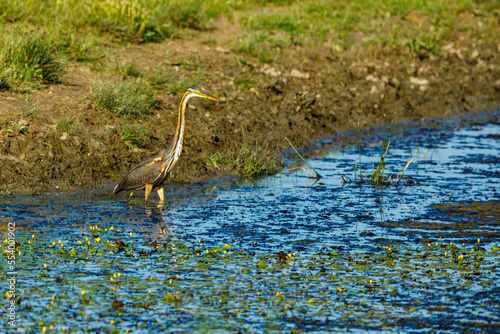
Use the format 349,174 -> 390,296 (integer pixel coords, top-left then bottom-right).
113,87 -> 219,202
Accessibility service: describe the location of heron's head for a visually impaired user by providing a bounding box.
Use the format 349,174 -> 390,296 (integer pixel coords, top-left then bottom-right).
187,87 -> 219,102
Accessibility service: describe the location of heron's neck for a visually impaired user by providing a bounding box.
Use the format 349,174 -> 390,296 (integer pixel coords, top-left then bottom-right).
171,92 -> 196,158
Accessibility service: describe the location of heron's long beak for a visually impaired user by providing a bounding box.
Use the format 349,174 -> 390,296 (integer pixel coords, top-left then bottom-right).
199,92 -> 219,102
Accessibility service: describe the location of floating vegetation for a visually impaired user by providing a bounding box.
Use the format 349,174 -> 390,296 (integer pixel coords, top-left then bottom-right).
4,224 -> 499,333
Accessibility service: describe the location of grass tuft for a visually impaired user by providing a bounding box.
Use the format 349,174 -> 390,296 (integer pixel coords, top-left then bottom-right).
91,81 -> 157,117
234,142 -> 282,178
121,124 -> 149,148
5,119 -> 29,136
0,31 -> 64,89
56,117 -> 81,135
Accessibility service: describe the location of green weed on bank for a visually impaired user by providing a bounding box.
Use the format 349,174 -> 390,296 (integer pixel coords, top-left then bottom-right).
0,31 -> 64,90
90,80 -> 157,117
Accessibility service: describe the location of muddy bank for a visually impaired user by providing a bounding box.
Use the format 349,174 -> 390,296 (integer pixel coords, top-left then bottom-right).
0,33 -> 499,196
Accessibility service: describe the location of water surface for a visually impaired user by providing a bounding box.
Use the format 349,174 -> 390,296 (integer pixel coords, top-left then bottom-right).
1,112 -> 499,333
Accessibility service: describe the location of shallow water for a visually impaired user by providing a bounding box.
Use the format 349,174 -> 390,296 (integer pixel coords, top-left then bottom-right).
1,112 -> 499,333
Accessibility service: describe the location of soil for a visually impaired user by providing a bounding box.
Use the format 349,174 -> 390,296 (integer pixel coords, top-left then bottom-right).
1,17 -> 499,196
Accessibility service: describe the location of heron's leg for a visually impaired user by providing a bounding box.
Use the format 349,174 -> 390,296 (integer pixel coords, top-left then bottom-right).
157,186 -> 165,203
145,184 -> 153,202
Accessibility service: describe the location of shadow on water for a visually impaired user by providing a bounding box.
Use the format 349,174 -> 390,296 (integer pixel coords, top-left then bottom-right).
1,112 -> 499,333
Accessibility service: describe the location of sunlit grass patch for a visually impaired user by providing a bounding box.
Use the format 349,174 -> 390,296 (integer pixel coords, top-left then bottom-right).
240,12 -> 303,35
121,124 -> 149,148
234,142 -> 282,178
206,141 -> 282,178
0,31 -> 64,89
56,116 -> 82,135
206,152 -> 232,171
234,75 -> 262,89
4,119 -> 29,136
90,80 -> 157,117
234,32 -> 286,63
83,0 -> 175,42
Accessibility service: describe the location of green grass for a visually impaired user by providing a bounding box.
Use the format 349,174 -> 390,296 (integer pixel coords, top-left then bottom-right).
19,101 -> 39,117
371,114 -> 396,184
0,0 -> 496,92
206,152 -> 232,171
91,80 -> 157,117
0,31 -> 64,89
234,32 -> 285,63
234,75 -> 262,89
121,124 -> 149,147
234,142 -> 282,178
5,119 -> 29,136
56,117 -> 81,135
206,142 -> 282,178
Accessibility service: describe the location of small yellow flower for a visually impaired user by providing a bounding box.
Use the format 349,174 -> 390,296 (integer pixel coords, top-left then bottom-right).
52,296 -> 55,301
477,238 -> 480,244
44,264 -> 47,269
78,241 -> 82,245
118,273 -> 121,279
445,252 -> 447,257
257,291 -> 260,296
42,326 -> 46,333
110,277 -> 114,282
50,325 -> 53,331
62,327 -> 66,332
369,279 -> 372,284
85,237 -> 88,242
110,226 -> 114,231
427,243 -> 431,247
28,240 -> 31,245
111,320 -> 114,325
95,237 -> 101,243
276,291 -> 279,297
435,242 -> 438,246
32,234 -> 35,239
130,232 -> 133,237
113,287 -> 116,292
148,290 -> 152,294
81,290 -> 85,297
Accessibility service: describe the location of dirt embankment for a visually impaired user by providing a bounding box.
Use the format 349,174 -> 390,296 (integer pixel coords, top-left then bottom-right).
1,26 -> 499,196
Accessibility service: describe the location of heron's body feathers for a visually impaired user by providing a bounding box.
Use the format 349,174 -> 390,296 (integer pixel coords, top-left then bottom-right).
113,149 -> 166,194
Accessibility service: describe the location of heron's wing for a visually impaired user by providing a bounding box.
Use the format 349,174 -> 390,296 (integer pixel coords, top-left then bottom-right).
113,149 -> 167,193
